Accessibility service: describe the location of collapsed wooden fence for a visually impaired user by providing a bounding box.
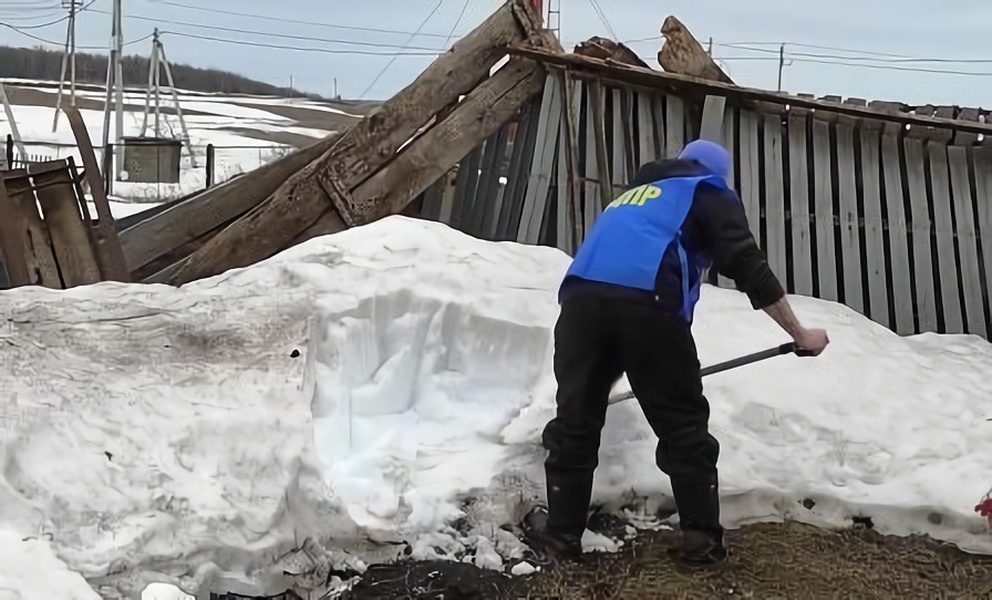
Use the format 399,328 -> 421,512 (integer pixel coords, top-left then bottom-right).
1,0 -> 987,343
407,48 -> 992,341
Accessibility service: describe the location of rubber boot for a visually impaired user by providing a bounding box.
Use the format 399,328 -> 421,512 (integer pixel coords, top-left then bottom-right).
521,506 -> 583,565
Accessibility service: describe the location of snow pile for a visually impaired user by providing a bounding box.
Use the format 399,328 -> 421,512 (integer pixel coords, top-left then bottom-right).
0,216 -> 990,598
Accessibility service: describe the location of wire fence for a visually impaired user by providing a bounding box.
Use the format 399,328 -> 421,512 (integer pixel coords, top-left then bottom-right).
3,134 -> 295,203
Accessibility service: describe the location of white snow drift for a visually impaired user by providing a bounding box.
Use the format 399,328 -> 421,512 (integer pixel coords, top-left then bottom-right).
0,216 -> 990,599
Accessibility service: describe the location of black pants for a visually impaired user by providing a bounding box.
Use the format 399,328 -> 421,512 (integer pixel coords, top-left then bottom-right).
542,293 -> 723,540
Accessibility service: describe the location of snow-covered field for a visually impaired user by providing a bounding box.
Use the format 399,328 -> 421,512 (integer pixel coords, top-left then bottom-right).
1,79 -> 354,210
0,216 -> 990,599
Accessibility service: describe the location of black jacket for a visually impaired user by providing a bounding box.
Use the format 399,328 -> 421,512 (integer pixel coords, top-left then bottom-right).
559,158 -> 785,314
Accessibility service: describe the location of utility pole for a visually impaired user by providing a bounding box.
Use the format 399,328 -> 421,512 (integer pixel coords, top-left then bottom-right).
101,0 -> 125,179
139,29 -> 197,166
52,0 -> 81,132
707,37 -> 713,56
777,43 -> 785,92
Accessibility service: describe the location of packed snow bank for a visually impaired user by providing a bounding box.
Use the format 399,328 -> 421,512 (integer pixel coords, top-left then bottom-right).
1,216 -> 990,598
0,529 -> 100,600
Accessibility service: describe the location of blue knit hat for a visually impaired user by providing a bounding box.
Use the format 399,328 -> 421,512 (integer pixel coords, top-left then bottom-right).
677,139 -> 730,180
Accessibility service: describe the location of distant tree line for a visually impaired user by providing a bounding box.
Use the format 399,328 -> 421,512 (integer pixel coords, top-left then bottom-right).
0,45 -> 324,99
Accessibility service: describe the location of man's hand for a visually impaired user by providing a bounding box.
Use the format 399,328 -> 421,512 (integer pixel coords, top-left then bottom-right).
792,327 -> 829,356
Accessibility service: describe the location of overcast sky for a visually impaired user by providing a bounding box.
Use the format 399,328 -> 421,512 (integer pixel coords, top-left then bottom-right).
1,0 -> 990,107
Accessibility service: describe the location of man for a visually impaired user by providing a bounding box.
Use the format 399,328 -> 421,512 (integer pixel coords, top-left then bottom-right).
523,139 -> 830,569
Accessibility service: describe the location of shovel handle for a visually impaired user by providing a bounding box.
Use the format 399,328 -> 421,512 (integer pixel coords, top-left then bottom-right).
608,341 -> 803,405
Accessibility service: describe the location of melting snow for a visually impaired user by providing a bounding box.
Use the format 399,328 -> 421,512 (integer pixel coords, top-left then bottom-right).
0,216 -> 989,598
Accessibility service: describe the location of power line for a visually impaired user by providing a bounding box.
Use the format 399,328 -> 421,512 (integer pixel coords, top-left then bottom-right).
146,0 -> 459,40
359,0 -> 445,100
159,30 -> 441,57
442,0 -> 471,51
586,0 -> 618,41
0,21 -> 151,49
790,57 -> 992,77
719,40 -> 912,58
88,8 -> 451,52
1,0 -> 93,29
718,42 -> 992,73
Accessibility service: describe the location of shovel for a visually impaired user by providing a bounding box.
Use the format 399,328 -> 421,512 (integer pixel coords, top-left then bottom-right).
608,342 -> 806,405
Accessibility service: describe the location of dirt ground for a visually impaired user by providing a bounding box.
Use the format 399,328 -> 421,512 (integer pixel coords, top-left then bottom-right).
341,519 -> 992,599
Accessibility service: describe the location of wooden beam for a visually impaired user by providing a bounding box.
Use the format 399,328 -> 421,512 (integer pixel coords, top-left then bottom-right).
657,16 -> 734,84
509,46 -> 992,136
32,163 -> 102,287
2,170 -> 61,288
169,0 -> 546,285
574,36 -> 649,68
699,94 -> 727,142
315,0 -> 535,226
352,60 -> 547,221
63,106 -> 129,282
0,178 -> 31,287
588,78 -> 613,207
119,131 -> 341,274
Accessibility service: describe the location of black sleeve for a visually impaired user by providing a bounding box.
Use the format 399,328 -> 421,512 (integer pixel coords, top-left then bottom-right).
697,184 -> 785,309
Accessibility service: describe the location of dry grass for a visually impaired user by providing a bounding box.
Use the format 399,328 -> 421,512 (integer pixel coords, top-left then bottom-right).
344,520 -> 992,600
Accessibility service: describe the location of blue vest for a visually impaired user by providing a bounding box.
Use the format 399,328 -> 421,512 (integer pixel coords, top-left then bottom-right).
563,174 -> 726,322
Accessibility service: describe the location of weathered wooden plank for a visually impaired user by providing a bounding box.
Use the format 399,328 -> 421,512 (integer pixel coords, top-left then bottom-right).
619,89 -> 637,183
318,1 -> 535,225
120,131 -> 340,273
738,110 -> 761,239
925,140 -> 963,333
171,3 -> 546,284
611,88 -> 628,191
420,176 -> 445,221
467,133 -> 501,236
453,145 -> 484,232
2,171 -> 63,288
562,71 -> 584,247
62,106 -> 128,282
589,79 -> 612,210
699,95 -> 727,143
31,166 -> 101,287
811,118 -> 838,301
555,95 -> 572,254
903,135 -> 938,333
580,81 -> 599,235
0,179 -> 31,287
496,123 -> 527,239
716,107 -> 737,289
721,107 -> 736,185
972,147 -> 992,338
787,109 -> 814,296
519,75 -> 563,243
478,128 -> 511,240
880,127 -> 915,334
762,111 -> 788,281
859,122 -> 890,327
652,94 -> 667,160
947,145 -> 987,336
665,95 -> 685,157
502,99 -> 542,240
834,118 -> 865,313
512,47 -> 992,137
437,168 -> 458,225
636,93 -> 657,167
